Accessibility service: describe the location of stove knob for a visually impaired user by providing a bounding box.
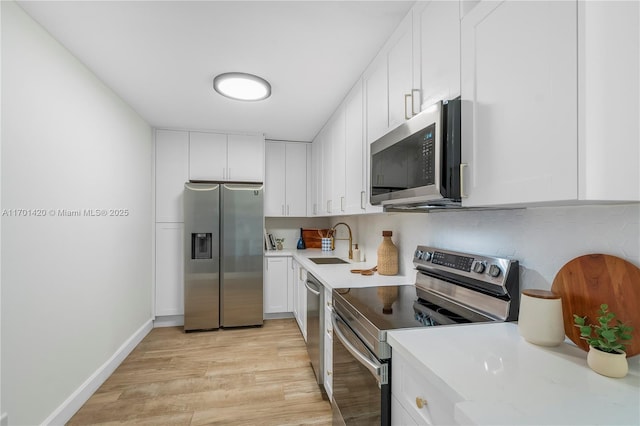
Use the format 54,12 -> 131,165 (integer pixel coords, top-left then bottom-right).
472,261 -> 486,274
422,251 -> 432,261
415,250 -> 423,260
488,264 -> 502,278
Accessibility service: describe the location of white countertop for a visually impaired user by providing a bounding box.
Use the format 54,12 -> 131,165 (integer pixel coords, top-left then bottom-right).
265,248 -> 414,290
388,322 -> 640,425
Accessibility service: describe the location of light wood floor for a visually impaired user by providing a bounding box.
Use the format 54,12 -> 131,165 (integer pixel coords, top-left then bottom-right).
67,319 -> 332,425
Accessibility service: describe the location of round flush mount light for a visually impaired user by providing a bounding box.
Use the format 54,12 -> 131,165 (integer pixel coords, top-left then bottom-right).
213,72 -> 271,101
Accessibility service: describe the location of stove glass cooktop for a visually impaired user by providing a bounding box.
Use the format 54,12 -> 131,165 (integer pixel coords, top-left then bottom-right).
333,284 -> 465,332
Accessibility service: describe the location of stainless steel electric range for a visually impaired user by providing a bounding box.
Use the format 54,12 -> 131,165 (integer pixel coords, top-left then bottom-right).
330,246 -> 520,426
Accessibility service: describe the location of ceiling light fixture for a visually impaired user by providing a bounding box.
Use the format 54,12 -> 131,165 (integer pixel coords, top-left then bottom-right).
213,72 -> 271,101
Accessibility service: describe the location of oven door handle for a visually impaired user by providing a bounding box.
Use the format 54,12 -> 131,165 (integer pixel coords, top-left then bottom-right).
332,313 -> 387,384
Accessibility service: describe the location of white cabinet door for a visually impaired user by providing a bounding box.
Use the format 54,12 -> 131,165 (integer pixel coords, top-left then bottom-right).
365,55 -> 389,145
418,0 -> 461,109
298,266 -> 307,341
264,257 -> 288,314
579,1 -> 640,201
189,132 -> 227,181
387,12 -> 415,131
155,223 -> 184,316
461,1 -> 578,206
227,134 -> 264,182
311,136 -> 323,216
155,130 -> 189,222
265,141 -> 308,217
323,287 -> 333,399
284,143 -> 308,216
264,142 -> 287,216
344,82 -> 366,214
331,107 -> 346,214
320,127 -> 333,215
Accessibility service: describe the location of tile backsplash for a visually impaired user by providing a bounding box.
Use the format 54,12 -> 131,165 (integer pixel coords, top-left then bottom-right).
345,203 -> 639,291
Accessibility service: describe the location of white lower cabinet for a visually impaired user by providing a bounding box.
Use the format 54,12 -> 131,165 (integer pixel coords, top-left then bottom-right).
392,350 -> 461,425
264,256 -> 289,314
155,223 -> 184,316
323,287 -> 333,399
292,259 -> 307,340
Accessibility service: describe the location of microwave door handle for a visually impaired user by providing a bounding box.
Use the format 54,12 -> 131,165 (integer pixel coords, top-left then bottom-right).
332,313 -> 385,383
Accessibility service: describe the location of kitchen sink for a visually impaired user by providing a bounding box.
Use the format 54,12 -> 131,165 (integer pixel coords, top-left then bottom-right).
308,257 -> 349,265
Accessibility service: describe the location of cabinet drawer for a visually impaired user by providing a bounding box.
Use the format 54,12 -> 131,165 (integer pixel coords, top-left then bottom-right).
392,351 -> 459,425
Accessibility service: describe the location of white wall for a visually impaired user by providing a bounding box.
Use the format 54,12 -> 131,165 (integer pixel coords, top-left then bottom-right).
1,2 -> 153,425
348,204 -> 640,289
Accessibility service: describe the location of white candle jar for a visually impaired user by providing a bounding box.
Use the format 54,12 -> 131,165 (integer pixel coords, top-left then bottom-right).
518,289 -> 565,347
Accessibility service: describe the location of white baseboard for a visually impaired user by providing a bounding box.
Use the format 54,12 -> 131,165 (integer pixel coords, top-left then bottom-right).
42,319 -> 153,426
153,314 -> 184,328
264,312 -> 294,320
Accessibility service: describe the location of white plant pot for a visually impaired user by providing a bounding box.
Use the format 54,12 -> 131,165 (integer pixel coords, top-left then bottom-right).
586,345 -> 629,378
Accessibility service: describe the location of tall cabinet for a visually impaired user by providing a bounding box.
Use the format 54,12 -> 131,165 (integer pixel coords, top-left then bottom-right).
154,129 -> 265,320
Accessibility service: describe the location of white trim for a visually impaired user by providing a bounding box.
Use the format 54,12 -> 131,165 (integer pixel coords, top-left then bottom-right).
153,315 -> 184,328
42,319 -> 153,426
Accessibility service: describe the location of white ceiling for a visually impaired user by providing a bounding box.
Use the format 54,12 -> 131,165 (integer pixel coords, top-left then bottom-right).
17,1 -> 414,141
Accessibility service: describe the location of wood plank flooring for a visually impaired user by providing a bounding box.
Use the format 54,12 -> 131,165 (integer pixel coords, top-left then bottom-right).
67,319 -> 332,425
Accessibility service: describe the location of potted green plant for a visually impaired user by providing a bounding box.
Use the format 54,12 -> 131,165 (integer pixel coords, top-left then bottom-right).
573,304 -> 633,378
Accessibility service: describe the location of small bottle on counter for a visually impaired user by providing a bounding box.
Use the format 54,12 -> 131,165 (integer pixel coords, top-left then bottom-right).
352,244 -> 361,262
377,231 -> 398,275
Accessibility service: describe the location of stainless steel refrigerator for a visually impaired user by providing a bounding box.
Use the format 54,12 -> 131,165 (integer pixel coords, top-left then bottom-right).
183,182 -> 264,331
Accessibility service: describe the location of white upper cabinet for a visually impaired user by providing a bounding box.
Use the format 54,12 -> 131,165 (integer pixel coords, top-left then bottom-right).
311,135 -> 323,216
461,0 -> 639,207
189,132 -> 264,182
227,134 -> 264,182
365,10 -> 419,145
578,1 -> 639,201
416,0 -> 461,109
264,141 -> 308,217
155,129 -> 189,222
344,82 -> 367,214
320,126 -> 334,215
461,1 -> 578,206
331,106 -> 347,214
189,131 -> 227,181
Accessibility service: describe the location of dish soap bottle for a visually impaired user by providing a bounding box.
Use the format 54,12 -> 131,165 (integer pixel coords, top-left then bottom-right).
296,228 -> 306,249
352,244 -> 361,262
377,231 -> 398,275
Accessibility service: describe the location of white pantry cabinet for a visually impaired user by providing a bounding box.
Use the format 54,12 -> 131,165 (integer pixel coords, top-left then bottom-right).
189,132 -> 264,182
461,1 -> 578,206
155,222 -> 184,316
264,141 -> 308,217
264,256 -> 290,314
155,129 -> 189,222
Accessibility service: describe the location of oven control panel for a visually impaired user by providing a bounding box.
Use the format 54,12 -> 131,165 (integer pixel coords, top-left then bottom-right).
413,245 -> 518,296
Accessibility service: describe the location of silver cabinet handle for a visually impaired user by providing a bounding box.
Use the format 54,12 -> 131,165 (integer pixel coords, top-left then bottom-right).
227,167 -> 231,180
360,191 -> 365,210
411,89 -> 420,116
287,205 -> 290,216
341,197 -> 345,212
460,163 -> 468,198
404,93 -> 412,119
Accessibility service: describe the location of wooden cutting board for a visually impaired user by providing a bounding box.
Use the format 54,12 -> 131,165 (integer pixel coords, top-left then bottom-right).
551,254 -> 640,356
301,228 -> 332,249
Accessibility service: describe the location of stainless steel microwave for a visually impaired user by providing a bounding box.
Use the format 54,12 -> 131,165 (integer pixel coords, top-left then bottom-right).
370,98 -> 461,209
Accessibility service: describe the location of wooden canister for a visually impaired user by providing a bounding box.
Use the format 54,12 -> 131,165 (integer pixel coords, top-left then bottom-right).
518,289 -> 565,347
377,231 -> 398,276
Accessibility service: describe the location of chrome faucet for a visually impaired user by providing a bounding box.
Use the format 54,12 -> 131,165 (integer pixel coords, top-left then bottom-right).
331,222 -> 353,260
